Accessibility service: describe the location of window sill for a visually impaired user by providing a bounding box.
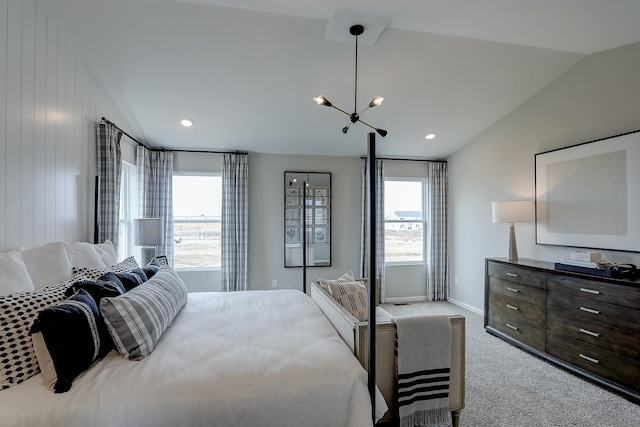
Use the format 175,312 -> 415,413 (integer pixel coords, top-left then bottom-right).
174,267 -> 221,272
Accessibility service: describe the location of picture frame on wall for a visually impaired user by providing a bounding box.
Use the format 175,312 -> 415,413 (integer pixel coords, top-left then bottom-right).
535,130 -> 640,252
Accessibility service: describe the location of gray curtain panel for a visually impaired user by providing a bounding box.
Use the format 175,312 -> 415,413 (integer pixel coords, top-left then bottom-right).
96,123 -> 123,250
136,146 -> 175,266
427,161 -> 449,301
359,158 -> 385,303
221,153 -> 248,292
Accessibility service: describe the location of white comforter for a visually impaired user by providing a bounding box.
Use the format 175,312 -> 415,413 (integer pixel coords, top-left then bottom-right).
0,290 -> 387,427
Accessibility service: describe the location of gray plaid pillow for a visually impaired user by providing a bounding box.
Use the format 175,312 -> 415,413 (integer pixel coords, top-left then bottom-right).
100,268 -> 187,360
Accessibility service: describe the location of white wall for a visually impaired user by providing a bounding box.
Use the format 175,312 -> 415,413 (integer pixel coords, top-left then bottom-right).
449,41 -> 640,312
0,0 -> 137,252
248,153 -> 362,291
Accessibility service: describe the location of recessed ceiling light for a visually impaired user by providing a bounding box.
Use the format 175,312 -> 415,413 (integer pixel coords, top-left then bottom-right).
180,118 -> 194,127
425,133 -> 436,140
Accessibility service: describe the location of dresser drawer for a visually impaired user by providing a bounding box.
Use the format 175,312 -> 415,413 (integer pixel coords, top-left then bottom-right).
488,309 -> 545,350
547,309 -> 640,360
547,291 -> 640,334
489,276 -> 546,305
489,291 -> 545,327
547,275 -> 640,310
488,262 -> 546,290
546,331 -> 640,392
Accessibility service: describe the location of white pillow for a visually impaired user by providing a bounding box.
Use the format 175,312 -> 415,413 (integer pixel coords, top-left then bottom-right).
21,242 -> 73,290
94,239 -> 118,266
63,242 -> 107,269
0,251 -> 36,296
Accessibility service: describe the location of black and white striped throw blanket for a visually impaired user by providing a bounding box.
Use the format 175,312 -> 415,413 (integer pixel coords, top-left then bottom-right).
393,314 -> 452,427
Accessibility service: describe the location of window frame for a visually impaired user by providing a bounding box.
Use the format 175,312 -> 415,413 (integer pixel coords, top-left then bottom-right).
383,177 -> 427,266
172,172 -> 222,272
118,161 -> 138,261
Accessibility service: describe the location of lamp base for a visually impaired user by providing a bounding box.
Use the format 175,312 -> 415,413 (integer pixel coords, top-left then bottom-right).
508,223 -> 519,261
140,246 -> 157,266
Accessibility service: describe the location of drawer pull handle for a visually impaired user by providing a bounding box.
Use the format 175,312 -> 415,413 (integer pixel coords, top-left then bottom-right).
580,307 -> 600,315
579,328 -> 600,338
506,273 -> 519,278
580,287 -> 601,295
506,304 -> 519,311
579,354 -> 600,364
506,287 -> 520,293
506,323 -> 519,331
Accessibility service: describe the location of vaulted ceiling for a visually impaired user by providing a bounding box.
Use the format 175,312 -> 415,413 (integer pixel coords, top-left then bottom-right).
43,0 -> 640,158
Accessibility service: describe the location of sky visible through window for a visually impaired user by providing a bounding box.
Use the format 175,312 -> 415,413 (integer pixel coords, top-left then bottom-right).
384,180 -> 424,262
172,175 -> 222,268
173,175 -> 222,217
385,180 -> 422,217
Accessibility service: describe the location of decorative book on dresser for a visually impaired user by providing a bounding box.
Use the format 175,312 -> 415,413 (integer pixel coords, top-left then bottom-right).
485,257 -> 640,403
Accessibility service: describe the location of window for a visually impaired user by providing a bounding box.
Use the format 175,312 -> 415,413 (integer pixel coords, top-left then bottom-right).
384,179 -> 425,263
118,162 -> 137,259
172,174 -> 222,269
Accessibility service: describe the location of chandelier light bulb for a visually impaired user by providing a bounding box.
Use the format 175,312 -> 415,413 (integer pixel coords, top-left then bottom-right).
180,118 -> 194,127
370,96 -> 384,107
426,133 -> 436,140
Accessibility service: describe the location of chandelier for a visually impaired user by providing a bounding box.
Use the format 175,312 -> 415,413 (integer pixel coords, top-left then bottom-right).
313,24 -> 387,137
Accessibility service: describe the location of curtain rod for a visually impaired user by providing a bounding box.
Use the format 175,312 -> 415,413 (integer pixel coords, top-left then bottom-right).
360,156 -> 447,163
100,117 -> 247,155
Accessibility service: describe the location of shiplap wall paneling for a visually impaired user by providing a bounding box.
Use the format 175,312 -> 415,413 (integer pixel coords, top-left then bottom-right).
21,0 -> 36,248
33,0 -> 48,247
0,0 -> 139,252
0,0 -> 7,250
6,0 -> 22,250
44,10 -> 58,245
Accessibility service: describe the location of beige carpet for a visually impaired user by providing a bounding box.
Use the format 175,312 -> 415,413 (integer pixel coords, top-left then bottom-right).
380,301 -> 640,427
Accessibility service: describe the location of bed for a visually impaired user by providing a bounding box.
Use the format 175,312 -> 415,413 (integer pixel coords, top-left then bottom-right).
0,242 -> 387,427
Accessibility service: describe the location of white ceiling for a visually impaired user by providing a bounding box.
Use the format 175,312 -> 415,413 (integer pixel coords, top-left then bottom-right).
43,0 -> 640,158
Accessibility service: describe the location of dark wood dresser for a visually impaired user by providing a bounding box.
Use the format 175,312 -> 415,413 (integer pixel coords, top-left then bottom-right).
485,257 -> 640,403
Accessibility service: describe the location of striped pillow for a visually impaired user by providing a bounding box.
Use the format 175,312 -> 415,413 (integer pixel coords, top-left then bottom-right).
100,268 -> 188,360
327,281 -> 368,321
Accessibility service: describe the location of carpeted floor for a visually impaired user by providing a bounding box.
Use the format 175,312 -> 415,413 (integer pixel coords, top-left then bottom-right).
379,301 -> 640,427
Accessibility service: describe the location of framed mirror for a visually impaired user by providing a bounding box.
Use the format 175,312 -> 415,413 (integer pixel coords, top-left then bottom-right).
284,171 -> 331,267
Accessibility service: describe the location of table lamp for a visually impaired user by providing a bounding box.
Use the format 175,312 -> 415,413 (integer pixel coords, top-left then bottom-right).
133,218 -> 164,264
492,200 -> 533,261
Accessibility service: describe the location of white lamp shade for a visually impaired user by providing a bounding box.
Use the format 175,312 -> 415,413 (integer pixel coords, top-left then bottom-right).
133,218 -> 164,245
492,200 -> 534,224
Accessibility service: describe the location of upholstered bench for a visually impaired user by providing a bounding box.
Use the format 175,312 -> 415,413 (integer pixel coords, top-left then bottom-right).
310,280 -> 465,426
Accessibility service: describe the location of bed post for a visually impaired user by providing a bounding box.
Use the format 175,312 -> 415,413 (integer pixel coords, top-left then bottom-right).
367,132 -> 377,421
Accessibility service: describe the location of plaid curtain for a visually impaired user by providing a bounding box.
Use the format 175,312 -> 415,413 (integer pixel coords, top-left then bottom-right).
221,153 -> 248,292
96,123 -> 123,249
427,162 -> 449,301
360,158 -> 385,303
136,146 -> 175,266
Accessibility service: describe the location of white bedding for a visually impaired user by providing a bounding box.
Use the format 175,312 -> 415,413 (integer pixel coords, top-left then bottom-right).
0,290 -> 387,427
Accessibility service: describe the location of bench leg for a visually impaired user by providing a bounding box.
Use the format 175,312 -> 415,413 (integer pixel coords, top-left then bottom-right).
451,410 -> 461,427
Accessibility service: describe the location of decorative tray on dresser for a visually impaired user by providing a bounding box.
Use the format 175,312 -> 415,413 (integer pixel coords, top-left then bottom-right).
485,257 -> 640,403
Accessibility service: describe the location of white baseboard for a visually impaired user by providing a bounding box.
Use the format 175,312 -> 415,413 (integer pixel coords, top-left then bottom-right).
383,296 -> 427,304
448,297 -> 484,316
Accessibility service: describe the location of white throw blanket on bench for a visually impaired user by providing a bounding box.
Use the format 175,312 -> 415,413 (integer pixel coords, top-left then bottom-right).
393,314 -> 452,427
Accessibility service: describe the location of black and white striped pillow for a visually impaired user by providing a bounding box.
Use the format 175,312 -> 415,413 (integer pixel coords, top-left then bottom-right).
29,289 -> 105,393
327,281 -> 368,322
100,268 -> 188,360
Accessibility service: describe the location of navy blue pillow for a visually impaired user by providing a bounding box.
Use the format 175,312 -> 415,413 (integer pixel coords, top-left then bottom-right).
65,278 -> 124,305
96,272 -> 127,294
114,268 -> 148,291
29,289 -> 105,393
141,264 -> 159,280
